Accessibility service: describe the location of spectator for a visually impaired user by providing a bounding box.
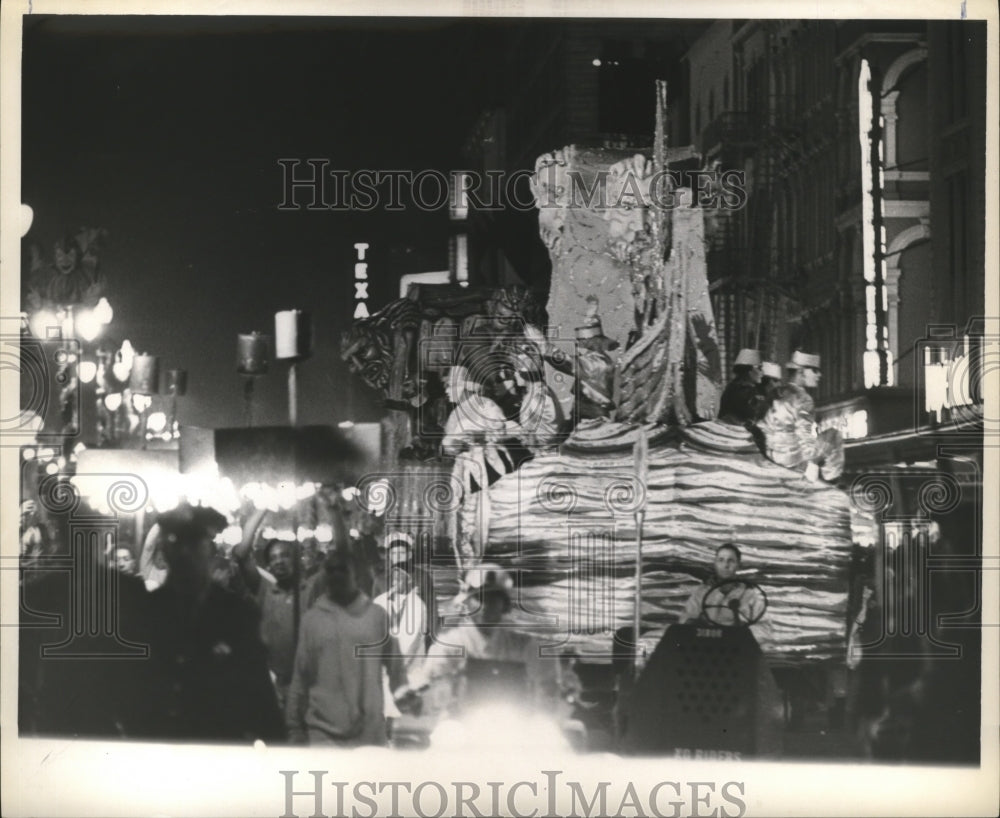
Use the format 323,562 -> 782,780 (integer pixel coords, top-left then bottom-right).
114,547 -> 137,576
136,503 -> 284,744
286,547 -> 407,747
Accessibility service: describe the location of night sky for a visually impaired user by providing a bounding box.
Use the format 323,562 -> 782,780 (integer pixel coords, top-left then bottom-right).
21,15 -> 510,430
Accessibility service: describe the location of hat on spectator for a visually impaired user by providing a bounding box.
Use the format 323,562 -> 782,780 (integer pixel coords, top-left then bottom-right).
734,348 -> 762,366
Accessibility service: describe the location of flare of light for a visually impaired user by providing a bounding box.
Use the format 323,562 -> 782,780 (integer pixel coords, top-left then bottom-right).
314,523 -> 333,543
29,310 -> 57,339
221,525 -> 243,546
296,526 -> 314,542
73,442 -> 87,454
45,462 -> 59,475
104,393 -> 123,412
38,447 -> 56,461
341,486 -> 358,502
146,411 -> 168,433
94,297 -> 113,325
76,310 -> 101,341
349,528 -> 360,539
132,393 -> 152,413
295,482 -> 317,501
23,448 -> 36,461
79,361 -> 98,383
430,705 -> 569,752
338,420 -> 355,429
276,482 -> 297,510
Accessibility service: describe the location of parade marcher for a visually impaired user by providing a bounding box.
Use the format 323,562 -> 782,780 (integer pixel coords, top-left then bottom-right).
371,531 -> 415,599
286,547 -> 408,747
399,564 -> 559,715
756,351 -> 844,481
718,348 -> 764,423
678,543 -> 767,628
373,556 -> 428,737
137,503 -> 285,744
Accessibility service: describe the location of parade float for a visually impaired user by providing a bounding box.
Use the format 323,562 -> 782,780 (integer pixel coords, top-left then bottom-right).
341,87 -> 853,673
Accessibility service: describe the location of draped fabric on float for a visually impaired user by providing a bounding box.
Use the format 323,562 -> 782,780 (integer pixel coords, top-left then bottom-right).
486,420 -> 852,665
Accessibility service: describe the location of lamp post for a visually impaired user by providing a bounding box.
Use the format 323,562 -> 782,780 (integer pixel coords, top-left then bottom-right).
275,310 -> 312,426
129,353 -> 160,449
165,369 -> 188,439
237,332 -> 270,427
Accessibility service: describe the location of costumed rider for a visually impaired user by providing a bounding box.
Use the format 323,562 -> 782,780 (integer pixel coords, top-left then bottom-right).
441,365 -> 519,564
523,295 -> 619,429
718,348 -> 764,424
756,351 -> 844,482
396,564 -> 560,716
506,350 -> 567,453
757,361 -> 784,416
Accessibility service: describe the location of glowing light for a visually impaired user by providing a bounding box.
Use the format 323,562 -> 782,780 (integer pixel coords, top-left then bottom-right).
104,393 -> 123,412
341,486 -> 358,502
429,705 -> 569,752
296,526 -> 313,542
76,310 -> 101,341
45,462 -> 59,475
349,528 -> 360,538
132,393 -> 152,413
314,523 -> 333,543
338,420 -> 355,429
57,456 -> 67,470
847,409 -> 869,439
592,58 -> 601,67
78,360 -> 98,383
23,448 -> 36,461
295,482 -> 317,501
38,447 -> 56,461
113,340 -> 135,382
29,310 -> 57,339
94,297 -> 114,325
146,411 -> 168,433
276,482 -> 297,510
221,525 -> 243,546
